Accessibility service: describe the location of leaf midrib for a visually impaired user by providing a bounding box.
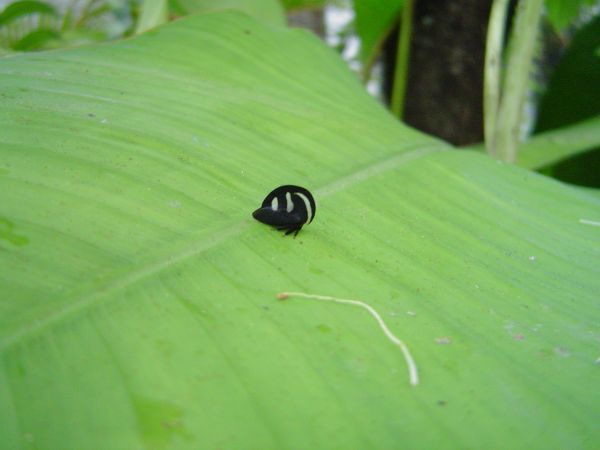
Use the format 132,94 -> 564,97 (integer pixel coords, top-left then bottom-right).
0,144 -> 444,351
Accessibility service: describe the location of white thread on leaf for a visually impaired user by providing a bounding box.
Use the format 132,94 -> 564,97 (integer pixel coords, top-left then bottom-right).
277,292 -> 419,387
579,219 -> 600,227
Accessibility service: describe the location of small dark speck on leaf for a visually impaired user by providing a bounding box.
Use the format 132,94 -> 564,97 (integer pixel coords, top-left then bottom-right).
437,400 -> 446,406
244,30 -> 251,35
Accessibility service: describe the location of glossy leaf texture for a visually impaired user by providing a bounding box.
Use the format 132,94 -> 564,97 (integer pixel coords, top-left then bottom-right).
1,11 -> 599,449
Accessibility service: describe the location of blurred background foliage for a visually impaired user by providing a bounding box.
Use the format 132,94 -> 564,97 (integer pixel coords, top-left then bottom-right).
0,0 -> 136,51
1,0 -> 599,186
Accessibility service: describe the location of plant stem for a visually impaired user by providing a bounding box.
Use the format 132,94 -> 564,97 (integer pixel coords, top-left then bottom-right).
493,0 -> 543,162
516,115 -> 600,169
483,0 -> 510,157
390,0 -> 414,119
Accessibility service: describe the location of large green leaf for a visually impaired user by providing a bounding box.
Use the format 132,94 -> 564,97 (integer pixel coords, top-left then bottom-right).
1,11 -> 599,449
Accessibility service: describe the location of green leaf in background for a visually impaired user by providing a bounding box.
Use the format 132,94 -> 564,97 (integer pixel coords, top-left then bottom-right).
354,0 -> 403,75
136,0 -> 169,33
535,14 -> 600,186
1,11 -> 599,449
0,0 -> 59,51
169,0 -> 285,26
544,0 -> 596,30
536,15 -> 600,132
11,29 -> 60,50
280,0 -> 325,10
0,0 -> 57,27
255,0 -> 405,78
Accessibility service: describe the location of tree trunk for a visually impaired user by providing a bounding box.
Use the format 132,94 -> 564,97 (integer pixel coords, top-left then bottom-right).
385,0 -> 493,146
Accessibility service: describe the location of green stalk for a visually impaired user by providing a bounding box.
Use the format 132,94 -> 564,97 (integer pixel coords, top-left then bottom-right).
493,0 -> 543,162
516,115 -> 600,169
390,0 -> 414,119
483,0 -> 510,157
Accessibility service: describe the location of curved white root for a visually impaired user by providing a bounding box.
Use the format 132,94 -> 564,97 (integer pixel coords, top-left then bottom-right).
277,292 -> 419,387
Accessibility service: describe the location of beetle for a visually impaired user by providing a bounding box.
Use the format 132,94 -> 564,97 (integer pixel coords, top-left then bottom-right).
252,185 -> 316,236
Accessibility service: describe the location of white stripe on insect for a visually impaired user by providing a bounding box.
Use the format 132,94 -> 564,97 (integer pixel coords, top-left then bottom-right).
271,196 -> 278,211
294,192 -> 313,223
285,192 -> 294,212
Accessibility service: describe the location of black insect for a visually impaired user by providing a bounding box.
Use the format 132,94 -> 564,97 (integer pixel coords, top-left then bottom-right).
252,185 -> 316,236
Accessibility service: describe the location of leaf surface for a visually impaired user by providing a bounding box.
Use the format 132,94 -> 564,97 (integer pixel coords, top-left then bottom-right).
1,12 -> 599,449
169,0 -> 285,25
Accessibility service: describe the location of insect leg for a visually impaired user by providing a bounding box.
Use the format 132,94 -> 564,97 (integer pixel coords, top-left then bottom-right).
285,226 -> 301,236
